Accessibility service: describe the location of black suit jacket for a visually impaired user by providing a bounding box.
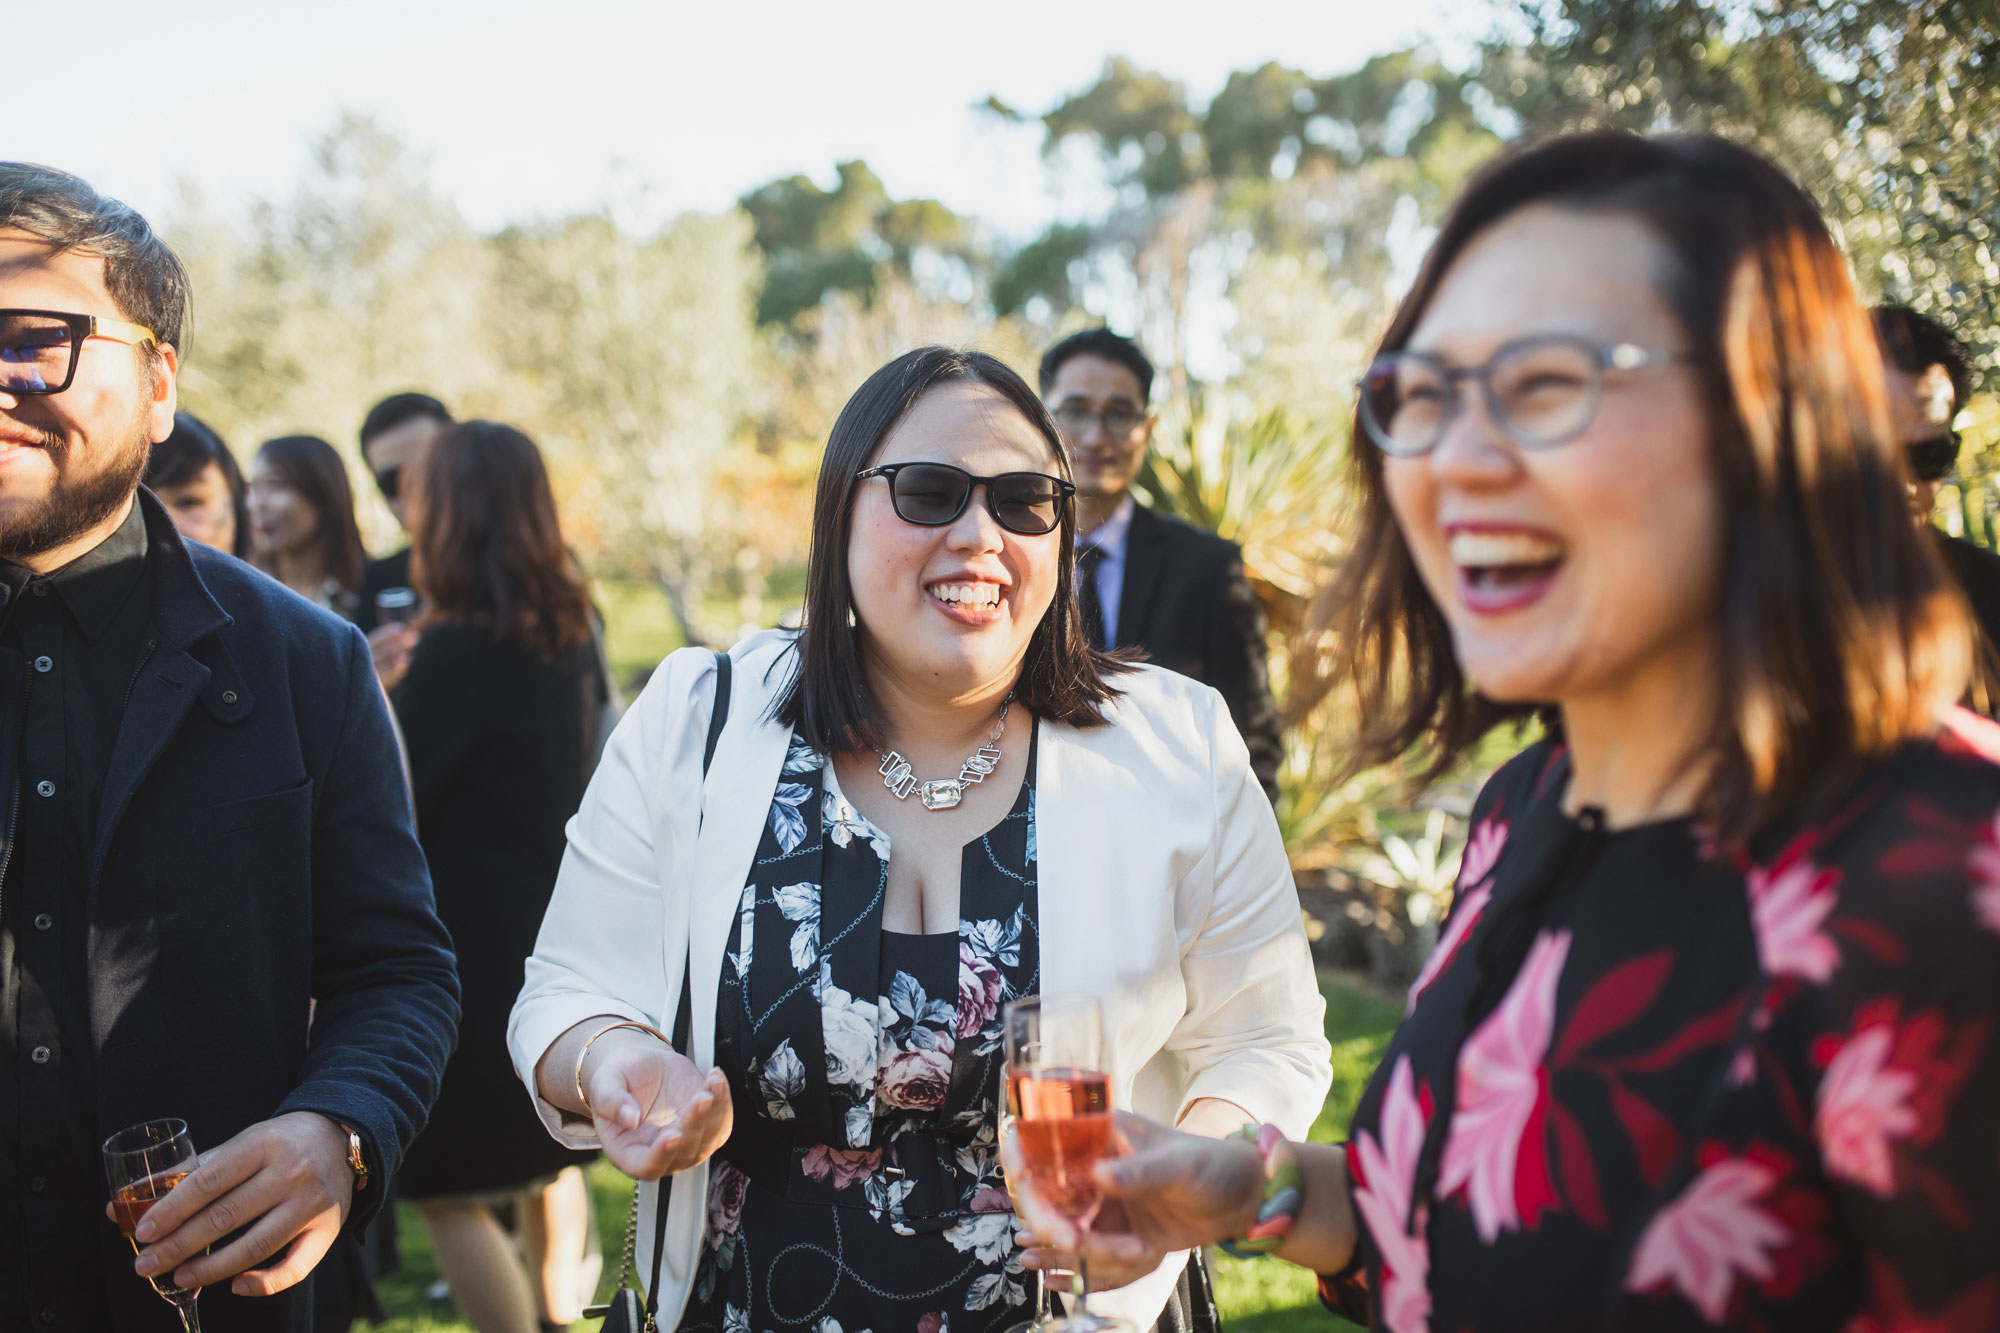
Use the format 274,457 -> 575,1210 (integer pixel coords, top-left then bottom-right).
1112,504 -> 1283,801
88,495 -> 459,1332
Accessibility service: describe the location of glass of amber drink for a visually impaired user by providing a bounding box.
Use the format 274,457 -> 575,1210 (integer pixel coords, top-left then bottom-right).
103,1118 -> 204,1332
1004,996 -> 1132,1333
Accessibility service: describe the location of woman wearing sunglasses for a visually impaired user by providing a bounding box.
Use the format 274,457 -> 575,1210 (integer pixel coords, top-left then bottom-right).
1006,132 -> 2000,1331
510,346 -> 1330,1332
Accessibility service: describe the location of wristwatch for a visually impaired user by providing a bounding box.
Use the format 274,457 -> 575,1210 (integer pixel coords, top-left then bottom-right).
333,1121 -> 370,1192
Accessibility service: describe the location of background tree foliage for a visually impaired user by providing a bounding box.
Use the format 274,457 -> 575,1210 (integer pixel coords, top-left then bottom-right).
165,3 -> 2000,862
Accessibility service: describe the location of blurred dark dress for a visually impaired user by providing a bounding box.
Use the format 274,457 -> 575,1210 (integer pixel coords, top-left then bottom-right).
391,621 -> 603,1196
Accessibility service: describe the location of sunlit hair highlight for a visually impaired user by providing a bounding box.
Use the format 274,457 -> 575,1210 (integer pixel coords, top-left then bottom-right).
407,420 -> 593,657
1326,131 -> 1970,847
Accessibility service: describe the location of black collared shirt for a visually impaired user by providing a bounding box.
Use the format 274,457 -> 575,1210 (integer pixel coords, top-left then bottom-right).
0,501 -> 156,1329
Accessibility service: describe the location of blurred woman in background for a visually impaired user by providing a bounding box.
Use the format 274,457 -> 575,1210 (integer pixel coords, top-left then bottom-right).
1008,130 -> 2000,1331
394,420 -> 604,1333
247,432 -> 366,616
145,411 -> 250,557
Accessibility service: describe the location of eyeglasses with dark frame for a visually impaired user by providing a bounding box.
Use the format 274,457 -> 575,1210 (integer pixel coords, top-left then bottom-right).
855,462 -> 1075,536
1906,431 -> 1963,484
1358,334 -> 1698,457
0,308 -> 159,397
1049,403 -> 1146,439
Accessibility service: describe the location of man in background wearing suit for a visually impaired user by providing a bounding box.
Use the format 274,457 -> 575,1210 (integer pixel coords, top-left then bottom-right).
1039,328 -> 1283,801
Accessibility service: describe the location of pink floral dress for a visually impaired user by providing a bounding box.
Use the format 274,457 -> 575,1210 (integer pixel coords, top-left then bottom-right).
1325,716 -> 2000,1331
681,733 -> 1036,1333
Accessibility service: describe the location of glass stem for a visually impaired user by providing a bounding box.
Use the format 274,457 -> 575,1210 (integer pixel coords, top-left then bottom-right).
1074,1245 -> 1092,1318
174,1295 -> 202,1333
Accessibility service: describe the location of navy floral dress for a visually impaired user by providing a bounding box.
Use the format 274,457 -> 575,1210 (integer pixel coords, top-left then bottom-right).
679,732 -> 1040,1333
1324,719 -> 2000,1331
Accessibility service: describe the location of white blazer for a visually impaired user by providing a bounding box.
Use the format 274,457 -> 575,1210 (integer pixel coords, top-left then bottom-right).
509,630 -> 1331,1328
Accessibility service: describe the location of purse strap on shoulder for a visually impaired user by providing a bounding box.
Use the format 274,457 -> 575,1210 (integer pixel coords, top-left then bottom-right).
645,649 -> 733,1317
597,649 -> 735,1324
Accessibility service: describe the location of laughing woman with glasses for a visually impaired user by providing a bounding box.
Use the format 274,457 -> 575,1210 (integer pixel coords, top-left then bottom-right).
510,346 -> 1331,1332
1006,132 -> 2000,1332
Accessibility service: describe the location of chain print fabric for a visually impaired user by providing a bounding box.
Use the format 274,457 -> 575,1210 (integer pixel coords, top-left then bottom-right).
678,731 -> 1041,1333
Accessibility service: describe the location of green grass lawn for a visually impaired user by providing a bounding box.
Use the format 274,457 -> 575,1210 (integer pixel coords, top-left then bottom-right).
370,970 -> 1398,1332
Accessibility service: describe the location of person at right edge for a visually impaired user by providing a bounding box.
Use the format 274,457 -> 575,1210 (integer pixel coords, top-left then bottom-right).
1872,303 -> 2000,706
1006,132 -> 2000,1331
1038,329 -> 1284,803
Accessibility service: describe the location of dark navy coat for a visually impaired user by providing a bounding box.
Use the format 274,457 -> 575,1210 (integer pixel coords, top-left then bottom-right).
86,492 -> 458,1332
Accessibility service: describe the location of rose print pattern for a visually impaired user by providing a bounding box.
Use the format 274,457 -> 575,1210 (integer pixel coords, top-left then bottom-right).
685,737 -> 1040,1331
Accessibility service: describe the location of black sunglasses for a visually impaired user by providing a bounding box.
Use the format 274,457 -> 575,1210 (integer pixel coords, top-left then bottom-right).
0,308 -> 158,396
856,462 -> 1074,536
1907,431 -> 1962,484
374,464 -> 403,502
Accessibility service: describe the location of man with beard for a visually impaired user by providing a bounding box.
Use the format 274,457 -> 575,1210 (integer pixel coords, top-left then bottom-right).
1039,328 -> 1283,801
0,163 -> 459,1332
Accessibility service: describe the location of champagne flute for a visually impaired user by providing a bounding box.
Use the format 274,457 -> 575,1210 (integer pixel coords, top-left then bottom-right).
373,586 -> 420,626
103,1118 -> 204,1333
1000,1057 -> 1062,1333
1004,997 -> 1133,1333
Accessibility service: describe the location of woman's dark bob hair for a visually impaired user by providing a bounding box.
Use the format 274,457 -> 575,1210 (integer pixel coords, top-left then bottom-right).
1329,130 -> 1970,847
776,346 -> 1129,752
145,411 -> 250,558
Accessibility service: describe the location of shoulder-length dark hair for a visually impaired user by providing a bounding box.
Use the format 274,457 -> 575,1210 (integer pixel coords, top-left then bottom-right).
147,412 -> 250,558
253,434 -> 367,595
776,346 -> 1129,753
1331,130 -> 1969,846
407,420 -> 594,657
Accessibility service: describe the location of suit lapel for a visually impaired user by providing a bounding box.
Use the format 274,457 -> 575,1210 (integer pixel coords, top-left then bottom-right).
1114,503 -> 1171,650
92,643 -> 206,879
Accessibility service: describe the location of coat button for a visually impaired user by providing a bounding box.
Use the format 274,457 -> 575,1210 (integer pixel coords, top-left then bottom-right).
35,780 -> 54,798
29,1175 -> 44,1193
32,914 -> 51,931
29,582 -> 48,597
222,690 -> 238,704
30,1046 -> 50,1064
33,656 -> 51,673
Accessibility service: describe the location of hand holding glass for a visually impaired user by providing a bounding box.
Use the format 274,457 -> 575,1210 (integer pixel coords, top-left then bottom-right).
1004,996 -> 1132,1333
103,1118 -> 204,1332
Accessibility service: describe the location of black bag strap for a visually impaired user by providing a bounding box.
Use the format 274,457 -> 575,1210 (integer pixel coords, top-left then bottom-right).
641,649 -> 731,1320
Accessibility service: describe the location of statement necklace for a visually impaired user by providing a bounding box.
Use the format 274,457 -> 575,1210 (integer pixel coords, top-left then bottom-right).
875,695 -> 1013,811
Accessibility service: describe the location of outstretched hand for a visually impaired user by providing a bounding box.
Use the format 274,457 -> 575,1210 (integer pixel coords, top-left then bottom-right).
1005,1112 -> 1264,1291
584,1031 -> 733,1180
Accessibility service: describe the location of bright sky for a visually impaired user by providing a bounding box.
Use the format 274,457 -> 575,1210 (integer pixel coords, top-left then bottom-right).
23,0 -> 1469,239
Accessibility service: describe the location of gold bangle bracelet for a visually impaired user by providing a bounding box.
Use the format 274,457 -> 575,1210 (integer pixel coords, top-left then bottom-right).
572,1019 -> 673,1120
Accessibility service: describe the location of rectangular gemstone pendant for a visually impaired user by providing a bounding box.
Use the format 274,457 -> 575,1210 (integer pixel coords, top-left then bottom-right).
918,780 -> 965,810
